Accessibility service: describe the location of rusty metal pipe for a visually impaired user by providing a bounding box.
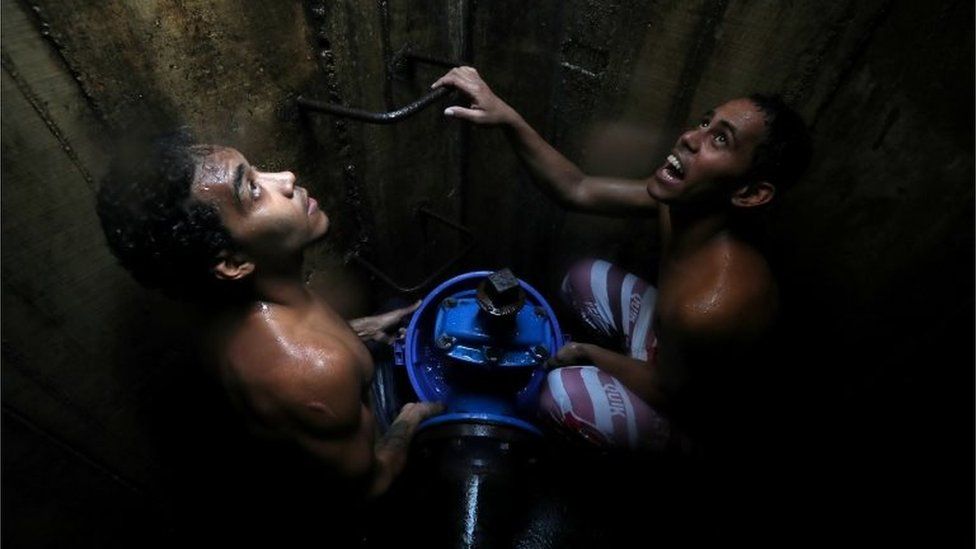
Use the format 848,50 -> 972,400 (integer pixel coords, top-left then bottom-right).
297,86 -> 453,125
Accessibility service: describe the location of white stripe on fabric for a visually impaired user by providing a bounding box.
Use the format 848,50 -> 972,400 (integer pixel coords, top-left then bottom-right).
590,260 -> 616,331
620,273 -> 637,342
547,370 -> 571,413
630,285 -> 657,360
612,376 -> 639,448
579,366 -> 613,435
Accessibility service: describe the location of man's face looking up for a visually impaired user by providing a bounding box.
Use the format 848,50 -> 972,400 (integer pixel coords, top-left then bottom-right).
191,146 -> 330,267
648,98 -> 770,207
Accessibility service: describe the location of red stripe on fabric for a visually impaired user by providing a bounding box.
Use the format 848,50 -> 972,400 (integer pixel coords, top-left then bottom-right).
568,259 -> 597,304
560,367 -> 595,425
595,370 -> 629,446
628,278 -> 649,340
605,264 -> 625,334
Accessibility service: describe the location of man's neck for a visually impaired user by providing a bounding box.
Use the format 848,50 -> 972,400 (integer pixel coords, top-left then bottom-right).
667,206 -> 733,258
249,255 -> 312,308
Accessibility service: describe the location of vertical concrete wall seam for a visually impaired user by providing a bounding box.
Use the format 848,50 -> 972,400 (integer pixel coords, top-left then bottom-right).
809,0 -> 896,130
377,0 -> 395,110
450,0 -> 473,227
304,0 -> 375,260
14,0 -> 110,128
781,2 -> 858,106
1,53 -> 95,191
664,0 -> 730,131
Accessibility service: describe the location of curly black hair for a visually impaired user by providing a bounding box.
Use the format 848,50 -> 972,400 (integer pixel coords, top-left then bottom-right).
747,94 -> 813,193
96,130 -> 242,303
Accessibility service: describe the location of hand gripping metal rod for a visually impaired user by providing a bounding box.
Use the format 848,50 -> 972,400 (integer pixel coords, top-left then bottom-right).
296,86 -> 454,125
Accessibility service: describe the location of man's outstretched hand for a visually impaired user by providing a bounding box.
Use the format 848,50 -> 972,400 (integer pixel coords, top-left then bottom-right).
349,300 -> 421,345
431,66 -> 518,126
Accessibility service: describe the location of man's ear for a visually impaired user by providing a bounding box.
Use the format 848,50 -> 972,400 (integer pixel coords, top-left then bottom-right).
731,181 -> 775,208
213,251 -> 255,281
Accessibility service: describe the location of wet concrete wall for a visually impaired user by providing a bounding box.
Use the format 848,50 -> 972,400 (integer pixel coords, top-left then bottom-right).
2,0 -> 972,546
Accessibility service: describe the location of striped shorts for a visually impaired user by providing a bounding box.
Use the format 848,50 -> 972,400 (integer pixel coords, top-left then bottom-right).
538,259 -> 670,451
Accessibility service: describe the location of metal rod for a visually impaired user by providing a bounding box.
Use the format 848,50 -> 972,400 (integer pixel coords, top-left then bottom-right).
352,206 -> 475,294
297,86 -> 453,125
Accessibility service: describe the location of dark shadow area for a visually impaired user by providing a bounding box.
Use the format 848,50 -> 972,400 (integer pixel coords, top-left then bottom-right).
2,1 -> 973,547
1,408 -> 162,549
765,226 -> 976,545
368,420 -> 816,547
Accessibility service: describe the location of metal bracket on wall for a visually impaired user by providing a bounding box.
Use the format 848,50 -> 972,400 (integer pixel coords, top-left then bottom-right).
298,49 -> 465,124
350,205 -> 475,294
389,47 -> 464,80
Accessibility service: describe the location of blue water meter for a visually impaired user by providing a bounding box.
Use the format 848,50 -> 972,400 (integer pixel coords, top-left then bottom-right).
395,270 -> 565,434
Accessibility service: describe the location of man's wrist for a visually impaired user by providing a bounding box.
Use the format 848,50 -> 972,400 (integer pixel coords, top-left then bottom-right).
494,101 -> 521,127
575,342 -> 594,362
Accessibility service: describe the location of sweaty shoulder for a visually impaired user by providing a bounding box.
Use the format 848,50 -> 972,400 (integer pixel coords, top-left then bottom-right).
671,238 -> 778,344
220,304 -> 365,435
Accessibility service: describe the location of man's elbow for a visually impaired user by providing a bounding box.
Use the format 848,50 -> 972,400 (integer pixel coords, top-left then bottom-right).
558,179 -> 598,212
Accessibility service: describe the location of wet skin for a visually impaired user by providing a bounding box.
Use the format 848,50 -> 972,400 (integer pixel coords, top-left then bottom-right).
191,146 -> 439,495
434,64 -> 779,423
192,146 -> 329,262
192,147 -> 377,478
648,99 -> 780,405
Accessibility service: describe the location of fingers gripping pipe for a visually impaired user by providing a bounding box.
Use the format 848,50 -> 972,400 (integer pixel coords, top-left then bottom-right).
301,52 -> 471,292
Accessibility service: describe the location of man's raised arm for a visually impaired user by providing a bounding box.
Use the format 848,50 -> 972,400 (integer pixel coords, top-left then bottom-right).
432,66 -> 657,215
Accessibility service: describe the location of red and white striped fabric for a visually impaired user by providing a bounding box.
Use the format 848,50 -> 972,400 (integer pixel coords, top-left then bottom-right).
539,366 -> 670,450
538,259 -> 669,450
559,258 -> 658,360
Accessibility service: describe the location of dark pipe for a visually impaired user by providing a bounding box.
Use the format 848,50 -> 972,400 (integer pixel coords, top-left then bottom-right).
352,206 -> 475,293
378,422 -> 555,549
296,86 -> 454,125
